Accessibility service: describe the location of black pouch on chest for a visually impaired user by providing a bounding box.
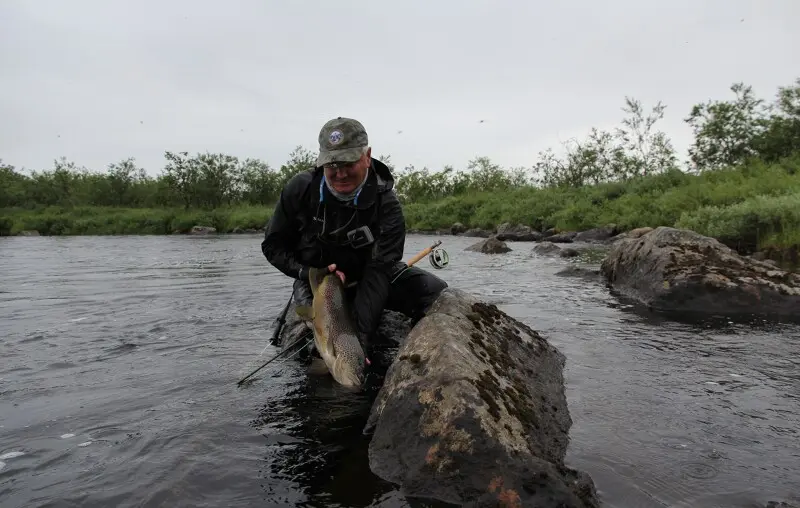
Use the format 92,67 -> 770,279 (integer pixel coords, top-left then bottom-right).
313,202 -> 376,250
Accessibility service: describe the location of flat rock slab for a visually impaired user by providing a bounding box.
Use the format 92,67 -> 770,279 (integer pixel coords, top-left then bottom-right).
600,226 -> 800,320
364,288 -> 598,508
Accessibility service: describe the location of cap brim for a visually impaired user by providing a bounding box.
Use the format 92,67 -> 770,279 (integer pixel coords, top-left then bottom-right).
316,146 -> 365,167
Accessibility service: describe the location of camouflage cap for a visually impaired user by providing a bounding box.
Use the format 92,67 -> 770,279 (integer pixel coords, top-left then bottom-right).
316,117 -> 369,167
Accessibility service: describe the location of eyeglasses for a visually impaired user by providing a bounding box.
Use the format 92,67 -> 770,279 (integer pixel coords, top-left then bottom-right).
323,161 -> 359,173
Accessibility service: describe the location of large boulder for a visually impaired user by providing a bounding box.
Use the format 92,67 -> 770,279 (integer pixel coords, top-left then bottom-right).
363,288 -> 599,507
496,223 -> 543,242
465,237 -> 512,254
601,226 -> 800,319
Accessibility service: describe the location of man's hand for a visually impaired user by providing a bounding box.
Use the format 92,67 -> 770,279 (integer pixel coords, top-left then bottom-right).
300,264 -> 346,284
326,263 -> 346,285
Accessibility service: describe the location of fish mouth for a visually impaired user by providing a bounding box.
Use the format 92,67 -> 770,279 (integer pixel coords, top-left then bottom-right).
336,369 -> 365,389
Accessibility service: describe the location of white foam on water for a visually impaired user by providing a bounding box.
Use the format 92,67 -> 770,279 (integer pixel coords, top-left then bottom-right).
60,433 -> 75,439
705,381 -> 719,385
70,317 -> 88,322
729,373 -> 742,377
0,451 -> 25,460
78,442 -> 92,447
0,461 -> 5,472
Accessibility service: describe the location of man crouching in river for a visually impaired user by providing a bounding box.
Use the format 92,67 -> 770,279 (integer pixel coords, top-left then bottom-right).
260,116 -> 448,353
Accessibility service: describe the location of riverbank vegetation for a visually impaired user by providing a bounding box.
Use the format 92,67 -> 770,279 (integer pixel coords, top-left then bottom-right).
2,78 -> 799,254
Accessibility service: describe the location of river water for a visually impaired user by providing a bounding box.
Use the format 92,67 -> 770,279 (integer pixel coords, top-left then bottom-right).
0,233 -> 798,508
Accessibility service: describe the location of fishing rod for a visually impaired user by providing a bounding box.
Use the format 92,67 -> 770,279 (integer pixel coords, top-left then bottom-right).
236,239 -> 450,386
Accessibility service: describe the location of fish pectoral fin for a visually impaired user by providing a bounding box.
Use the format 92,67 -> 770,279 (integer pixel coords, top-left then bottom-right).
295,305 -> 314,320
326,336 -> 337,357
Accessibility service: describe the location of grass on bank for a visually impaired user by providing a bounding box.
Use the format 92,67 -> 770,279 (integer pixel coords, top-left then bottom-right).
0,205 -> 272,236
1,155 -> 799,253
402,155 -> 800,252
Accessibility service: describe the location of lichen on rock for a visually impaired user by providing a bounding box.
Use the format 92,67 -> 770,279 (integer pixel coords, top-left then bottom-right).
364,288 -> 599,507
600,226 -> 800,320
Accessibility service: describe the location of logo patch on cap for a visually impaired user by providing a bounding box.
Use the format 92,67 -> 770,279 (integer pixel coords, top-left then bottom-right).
329,130 -> 344,145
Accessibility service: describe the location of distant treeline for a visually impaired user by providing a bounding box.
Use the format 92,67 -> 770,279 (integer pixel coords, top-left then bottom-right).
1,78 -> 799,253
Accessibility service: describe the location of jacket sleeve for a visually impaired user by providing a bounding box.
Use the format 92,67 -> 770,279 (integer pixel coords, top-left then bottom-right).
260,174 -> 309,280
353,190 -> 406,337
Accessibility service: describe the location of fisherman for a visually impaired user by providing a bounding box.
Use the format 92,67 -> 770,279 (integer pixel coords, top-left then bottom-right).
261,117 -> 448,353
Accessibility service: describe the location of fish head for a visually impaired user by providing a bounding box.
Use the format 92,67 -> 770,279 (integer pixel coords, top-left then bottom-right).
332,333 -> 367,388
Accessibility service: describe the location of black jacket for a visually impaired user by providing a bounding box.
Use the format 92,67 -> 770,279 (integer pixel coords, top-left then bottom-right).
261,158 -> 405,335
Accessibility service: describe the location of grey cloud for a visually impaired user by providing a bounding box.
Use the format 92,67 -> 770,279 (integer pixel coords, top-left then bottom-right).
1,0 -> 798,176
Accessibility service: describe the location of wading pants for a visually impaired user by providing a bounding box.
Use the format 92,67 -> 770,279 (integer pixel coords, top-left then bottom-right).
292,261 -> 448,339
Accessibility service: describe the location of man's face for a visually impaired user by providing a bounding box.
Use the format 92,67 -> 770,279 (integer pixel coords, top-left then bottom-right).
323,147 -> 371,194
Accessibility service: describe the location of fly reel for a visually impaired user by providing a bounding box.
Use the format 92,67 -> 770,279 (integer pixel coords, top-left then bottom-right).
429,245 -> 449,269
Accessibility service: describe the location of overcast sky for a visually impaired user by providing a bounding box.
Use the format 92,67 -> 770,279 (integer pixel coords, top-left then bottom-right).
2,0 -> 798,176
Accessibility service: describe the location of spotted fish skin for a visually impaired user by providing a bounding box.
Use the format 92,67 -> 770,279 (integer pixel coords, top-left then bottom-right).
296,267 -> 366,388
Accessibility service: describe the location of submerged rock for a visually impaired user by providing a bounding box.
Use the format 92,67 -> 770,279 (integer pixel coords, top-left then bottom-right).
532,241 -> 562,256
559,248 -> 580,258
554,266 -> 602,280
601,226 -> 800,320
465,237 -> 512,254
364,288 -> 599,507
547,232 -> 577,243
496,223 -> 543,242
461,228 -> 493,238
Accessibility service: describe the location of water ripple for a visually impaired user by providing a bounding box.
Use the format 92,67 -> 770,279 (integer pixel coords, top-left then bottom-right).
1,234 -> 798,508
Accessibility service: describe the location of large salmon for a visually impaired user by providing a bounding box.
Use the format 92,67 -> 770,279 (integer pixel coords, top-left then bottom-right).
295,267 -> 367,389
